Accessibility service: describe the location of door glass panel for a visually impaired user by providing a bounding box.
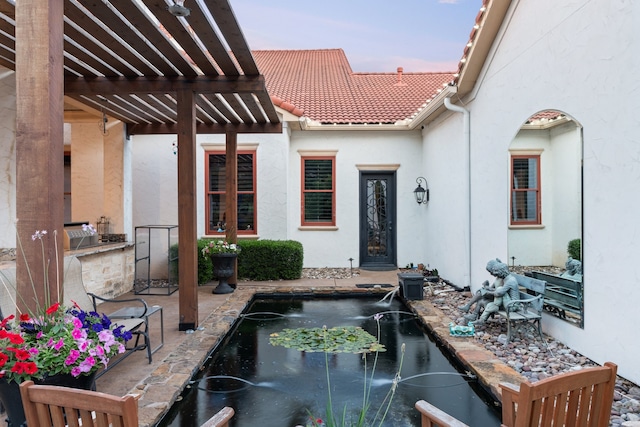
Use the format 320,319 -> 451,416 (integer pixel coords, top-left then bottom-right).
366,179 -> 388,257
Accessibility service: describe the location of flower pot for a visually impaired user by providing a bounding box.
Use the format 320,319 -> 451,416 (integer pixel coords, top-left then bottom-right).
0,371 -> 96,427
209,253 -> 238,294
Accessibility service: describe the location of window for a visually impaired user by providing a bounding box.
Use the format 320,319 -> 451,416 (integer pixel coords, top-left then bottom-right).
511,155 -> 541,224
205,151 -> 256,234
301,156 -> 335,226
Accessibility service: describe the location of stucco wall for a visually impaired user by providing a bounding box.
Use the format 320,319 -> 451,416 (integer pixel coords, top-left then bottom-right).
288,129 -> 425,268
423,0 -> 639,383
131,130 -> 290,243
421,113 -> 472,288
0,68 -> 16,248
131,126 -> 426,269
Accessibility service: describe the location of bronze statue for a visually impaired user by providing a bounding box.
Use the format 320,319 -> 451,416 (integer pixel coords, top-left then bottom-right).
560,257 -> 582,280
458,258 -> 519,325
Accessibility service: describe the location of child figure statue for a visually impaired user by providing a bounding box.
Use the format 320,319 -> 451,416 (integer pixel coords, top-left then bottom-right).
458,258 -> 517,324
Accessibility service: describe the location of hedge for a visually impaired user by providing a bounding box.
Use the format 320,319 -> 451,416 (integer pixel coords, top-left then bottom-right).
176,239 -> 304,283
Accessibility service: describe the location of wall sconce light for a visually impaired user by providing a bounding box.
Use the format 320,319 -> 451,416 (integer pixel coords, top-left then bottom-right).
414,177 -> 429,205
168,0 -> 190,17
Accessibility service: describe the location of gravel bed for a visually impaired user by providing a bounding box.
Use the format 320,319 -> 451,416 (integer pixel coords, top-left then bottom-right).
424,277 -> 640,426
301,267 -> 360,279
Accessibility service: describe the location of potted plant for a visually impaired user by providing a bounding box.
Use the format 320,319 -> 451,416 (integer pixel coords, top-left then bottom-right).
0,301 -> 131,425
201,240 -> 241,294
0,227 -> 132,427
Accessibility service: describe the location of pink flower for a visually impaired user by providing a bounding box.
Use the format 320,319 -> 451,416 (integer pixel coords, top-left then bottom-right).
78,356 -> 95,372
94,346 -> 105,357
53,338 -> 64,351
98,330 -> 116,346
72,327 -> 85,340
77,340 -> 89,352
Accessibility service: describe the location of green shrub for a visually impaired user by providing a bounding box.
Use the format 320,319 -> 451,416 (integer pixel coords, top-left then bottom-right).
567,238 -> 581,261
197,239 -> 214,284
169,244 -> 179,283
175,239 -> 304,284
169,241 -> 215,285
237,240 -> 303,280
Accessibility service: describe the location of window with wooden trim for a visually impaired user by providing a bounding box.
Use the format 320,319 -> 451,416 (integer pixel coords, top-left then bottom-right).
511,155 -> 541,224
205,151 -> 256,235
301,156 -> 335,226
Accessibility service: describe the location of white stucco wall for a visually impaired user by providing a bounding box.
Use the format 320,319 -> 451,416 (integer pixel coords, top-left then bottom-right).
131,129 -> 290,241
288,129 -> 425,268
131,126 -> 426,269
421,112 -> 473,288
0,67 -> 16,248
423,0 -> 639,383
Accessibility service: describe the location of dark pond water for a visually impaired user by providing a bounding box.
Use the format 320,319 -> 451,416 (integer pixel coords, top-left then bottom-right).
158,296 -> 501,427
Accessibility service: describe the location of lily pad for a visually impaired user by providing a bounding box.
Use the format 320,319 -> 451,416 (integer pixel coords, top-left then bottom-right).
269,326 -> 385,354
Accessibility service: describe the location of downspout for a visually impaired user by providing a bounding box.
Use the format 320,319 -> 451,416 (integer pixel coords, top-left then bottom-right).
444,96 -> 471,288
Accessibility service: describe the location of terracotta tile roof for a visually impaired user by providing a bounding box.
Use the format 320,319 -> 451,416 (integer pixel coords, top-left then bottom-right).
527,110 -> 565,123
253,49 -> 455,124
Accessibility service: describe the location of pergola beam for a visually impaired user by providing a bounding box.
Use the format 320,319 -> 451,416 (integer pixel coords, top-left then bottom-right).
127,122 -> 282,135
64,76 -> 269,95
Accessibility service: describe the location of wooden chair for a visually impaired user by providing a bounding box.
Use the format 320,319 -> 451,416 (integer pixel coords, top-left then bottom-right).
19,381 -> 235,427
19,380 -> 139,427
199,407 -> 235,427
415,362 -> 617,427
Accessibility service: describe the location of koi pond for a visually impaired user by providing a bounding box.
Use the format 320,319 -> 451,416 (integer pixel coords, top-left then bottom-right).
158,296 -> 501,426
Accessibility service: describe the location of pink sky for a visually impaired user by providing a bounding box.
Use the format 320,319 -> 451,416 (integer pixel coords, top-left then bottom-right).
231,0 -> 483,72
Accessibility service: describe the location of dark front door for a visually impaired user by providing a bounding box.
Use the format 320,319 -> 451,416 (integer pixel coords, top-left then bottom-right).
359,172 -> 396,270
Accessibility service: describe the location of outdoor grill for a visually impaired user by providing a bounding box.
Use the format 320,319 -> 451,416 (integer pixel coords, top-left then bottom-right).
63,222 -> 98,250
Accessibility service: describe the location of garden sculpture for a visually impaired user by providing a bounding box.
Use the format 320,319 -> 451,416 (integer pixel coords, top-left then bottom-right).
458,258 -> 519,325
560,256 -> 583,280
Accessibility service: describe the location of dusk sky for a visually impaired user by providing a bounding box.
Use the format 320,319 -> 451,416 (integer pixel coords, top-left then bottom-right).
230,0 -> 483,73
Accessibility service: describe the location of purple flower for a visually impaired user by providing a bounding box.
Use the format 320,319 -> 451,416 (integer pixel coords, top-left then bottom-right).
31,230 -> 47,240
81,224 -> 96,235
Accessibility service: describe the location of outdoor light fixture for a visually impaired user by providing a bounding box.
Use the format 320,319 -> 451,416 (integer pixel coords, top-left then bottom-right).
168,0 -> 190,17
414,177 -> 429,205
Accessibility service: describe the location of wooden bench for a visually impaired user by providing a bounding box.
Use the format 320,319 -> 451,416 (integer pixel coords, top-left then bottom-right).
527,270 -> 583,327
496,273 -> 545,343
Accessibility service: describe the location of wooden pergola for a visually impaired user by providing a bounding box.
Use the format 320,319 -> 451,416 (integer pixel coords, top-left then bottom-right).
0,0 -> 281,330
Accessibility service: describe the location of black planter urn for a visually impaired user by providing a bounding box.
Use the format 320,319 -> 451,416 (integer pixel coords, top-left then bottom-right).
209,253 -> 238,294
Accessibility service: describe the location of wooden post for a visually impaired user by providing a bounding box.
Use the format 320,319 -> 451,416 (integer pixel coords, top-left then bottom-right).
176,89 -> 198,331
15,0 -> 64,313
225,131 -> 238,285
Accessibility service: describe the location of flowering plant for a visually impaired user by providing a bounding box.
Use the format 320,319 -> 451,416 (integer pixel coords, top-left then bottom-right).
0,226 -> 131,384
0,302 -> 131,383
201,240 -> 241,256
